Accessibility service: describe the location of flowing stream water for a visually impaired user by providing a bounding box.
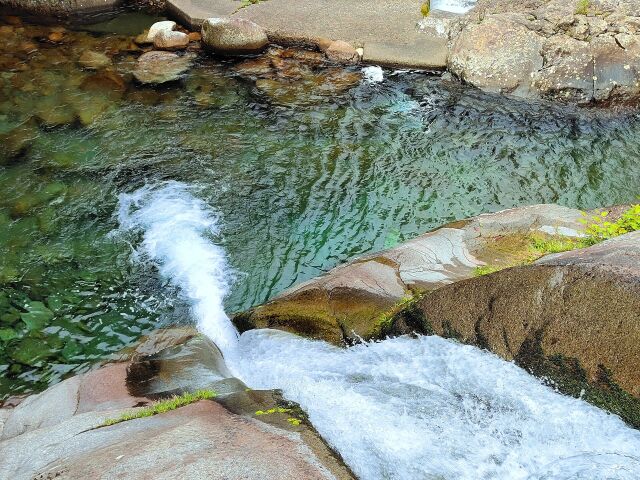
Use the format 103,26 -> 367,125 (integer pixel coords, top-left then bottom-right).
3,14 -> 640,477
118,182 -> 640,480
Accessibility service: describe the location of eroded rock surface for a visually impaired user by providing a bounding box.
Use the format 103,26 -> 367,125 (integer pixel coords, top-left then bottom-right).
234,204 -> 587,344
448,0 -> 640,105
0,327 -> 354,480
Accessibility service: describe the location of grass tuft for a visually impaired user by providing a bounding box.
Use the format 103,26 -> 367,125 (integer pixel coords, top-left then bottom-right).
575,0 -> 589,15
101,389 -> 216,427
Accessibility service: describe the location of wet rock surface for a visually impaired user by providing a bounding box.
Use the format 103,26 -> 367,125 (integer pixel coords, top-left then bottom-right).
153,28 -> 189,49
0,0 -> 123,23
233,46 -> 361,106
0,327 -> 354,480
234,204 -> 587,344
449,0 -> 640,105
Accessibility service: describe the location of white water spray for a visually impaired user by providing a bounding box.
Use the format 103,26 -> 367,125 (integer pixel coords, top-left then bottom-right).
117,182 -> 239,360
117,183 -> 640,480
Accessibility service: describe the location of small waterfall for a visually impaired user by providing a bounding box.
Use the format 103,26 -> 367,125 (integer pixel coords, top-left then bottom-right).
117,182 -> 640,480
117,181 -> 240,361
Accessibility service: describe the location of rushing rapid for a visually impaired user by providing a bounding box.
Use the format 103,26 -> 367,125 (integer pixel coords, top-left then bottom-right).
118,183 -> 640,480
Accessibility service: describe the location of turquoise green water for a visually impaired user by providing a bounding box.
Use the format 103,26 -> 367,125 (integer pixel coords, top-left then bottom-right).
1,14 -> 640,399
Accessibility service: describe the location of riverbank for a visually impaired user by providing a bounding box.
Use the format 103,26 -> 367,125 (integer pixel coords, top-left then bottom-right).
2,0 -> 639,105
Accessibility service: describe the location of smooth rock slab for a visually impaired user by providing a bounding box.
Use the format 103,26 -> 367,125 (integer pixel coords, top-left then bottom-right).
0,327 -> 354,480
234,204 -> 588,344
133,51 -> 194,84
201,17 -> 268,55
32,402 -> 345,480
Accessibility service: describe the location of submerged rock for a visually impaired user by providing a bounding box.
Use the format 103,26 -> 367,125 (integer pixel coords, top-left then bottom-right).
201,17 -> 268,56
133,51 -> 194,84
78,50 -> 111,70
253,67 -> 360,106
0,122 -> 38,165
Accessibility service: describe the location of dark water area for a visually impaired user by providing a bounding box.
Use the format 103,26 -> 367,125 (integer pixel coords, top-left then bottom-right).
0,12 -> 639,399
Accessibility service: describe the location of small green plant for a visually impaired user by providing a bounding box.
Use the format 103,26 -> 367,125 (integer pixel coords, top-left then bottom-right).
420,0 -> 430,17
239,0 -> 260,8
473,265 -> 504,277
581,205 -> 640,242
255,407 -> 291,415
254,407 -> 303,426
101,390 -> 216,427
575,0 -> 589,15
529,236 -> 592,255
473,204 -> 640,277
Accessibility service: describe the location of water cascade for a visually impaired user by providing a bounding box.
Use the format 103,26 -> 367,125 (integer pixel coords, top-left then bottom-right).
118,182 -> 640,480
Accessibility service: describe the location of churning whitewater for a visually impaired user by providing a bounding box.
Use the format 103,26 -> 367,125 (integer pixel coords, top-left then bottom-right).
118,183 -> 640,480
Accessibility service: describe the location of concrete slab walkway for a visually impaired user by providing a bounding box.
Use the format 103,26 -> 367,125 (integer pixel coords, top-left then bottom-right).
165,0 -> 455,68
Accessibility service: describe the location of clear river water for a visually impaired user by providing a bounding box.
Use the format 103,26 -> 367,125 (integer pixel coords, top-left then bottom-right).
1,12 -> 640,479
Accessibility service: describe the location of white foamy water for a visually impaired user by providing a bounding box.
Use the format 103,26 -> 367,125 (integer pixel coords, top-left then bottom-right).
362,66 -> 384,83
117,183 -> 640,480
117,182 -> 239,360
431,0 -> 476,14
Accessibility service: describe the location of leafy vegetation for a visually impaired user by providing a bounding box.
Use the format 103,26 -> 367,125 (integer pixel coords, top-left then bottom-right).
582,205 -> 640,242
101,390 -> 216,427
474,204 -> 640,277
420,0 -> 431,17
239,0 -> 261,8
575,0 -> 589,15
255,406 -> 302,426
473,265 -> 504,277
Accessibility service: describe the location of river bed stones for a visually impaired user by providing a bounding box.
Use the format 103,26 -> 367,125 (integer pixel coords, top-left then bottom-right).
232,47 -> 361,106
153,28 -> 189,49
78,50 -> 111,70
133,50 -> 194,83
145,20 -> 176,42
201,17 -> 268,56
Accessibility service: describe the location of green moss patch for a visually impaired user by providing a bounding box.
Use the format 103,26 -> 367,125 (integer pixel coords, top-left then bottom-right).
101,389 -> 216,427
370,295 -> 433,340
475,203 -> 640,277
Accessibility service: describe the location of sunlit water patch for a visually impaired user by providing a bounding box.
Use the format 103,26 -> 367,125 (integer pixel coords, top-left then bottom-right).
120,183 -> 640,480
